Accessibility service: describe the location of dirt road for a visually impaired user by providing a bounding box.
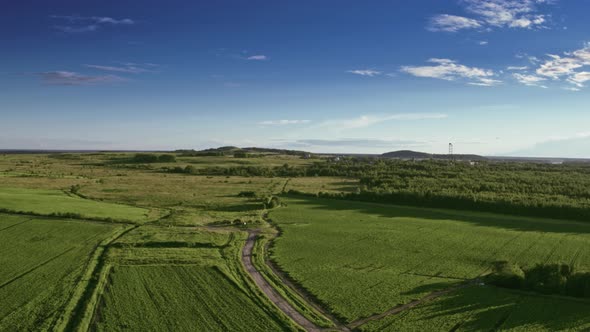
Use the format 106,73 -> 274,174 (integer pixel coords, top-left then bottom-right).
242,231 -> 322,332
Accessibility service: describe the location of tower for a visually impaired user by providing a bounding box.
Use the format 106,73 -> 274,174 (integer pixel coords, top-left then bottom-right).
448,143 -> 453,156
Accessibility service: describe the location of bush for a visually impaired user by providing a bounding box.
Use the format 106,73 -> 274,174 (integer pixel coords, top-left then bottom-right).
158,154 -> 176,163
524,263 -> 570,294
238,191 -> 257,198
266,196 -> 281,209
565,273 -> 590,298
486,261 -> 525,289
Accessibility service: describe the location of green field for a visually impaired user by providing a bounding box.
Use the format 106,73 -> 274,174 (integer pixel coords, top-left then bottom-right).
269,196 -> 590,326
95,265 -> 289,332
361,286 -> 590,331
2,151 -> 590,331
0,187 -> 150,222
0,214 -> 121,331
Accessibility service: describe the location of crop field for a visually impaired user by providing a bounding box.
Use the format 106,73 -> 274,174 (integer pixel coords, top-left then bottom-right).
0,214 -> 121,331
269,196 -> 590,327
95,265 -> 289,332
0,187 -> 150,222
94,227 -> 298,331
361,286 -> 590,331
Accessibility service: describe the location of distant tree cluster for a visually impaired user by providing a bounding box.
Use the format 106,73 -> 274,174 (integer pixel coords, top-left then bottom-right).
132,154 -> 176,163
167,157 -> 590,221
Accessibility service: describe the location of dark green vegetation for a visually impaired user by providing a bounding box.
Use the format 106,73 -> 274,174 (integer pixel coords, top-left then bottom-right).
269,197 -> 590,330
487,261 -> 590,298
2,150 -> 590,331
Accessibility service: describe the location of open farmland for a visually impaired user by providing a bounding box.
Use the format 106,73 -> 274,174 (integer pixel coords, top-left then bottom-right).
0,214 -> 121,331
2,151 -> 590,331
0,187 -> 151,222
93,227 -> 298,331
95,265 -> 290,332
269,196 -> 590,328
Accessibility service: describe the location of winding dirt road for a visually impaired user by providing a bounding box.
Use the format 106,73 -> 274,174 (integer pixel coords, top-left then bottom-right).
242,231 -> 322,332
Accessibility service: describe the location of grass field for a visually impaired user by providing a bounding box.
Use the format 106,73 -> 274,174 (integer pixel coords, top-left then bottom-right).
3,152 -> 590,331
95,265 -> 290,332
360,286 -> 590,331
269,196 -> 590,326
0,214 -> 121,331
0,187 -> 150,222
93,226 -> 299,331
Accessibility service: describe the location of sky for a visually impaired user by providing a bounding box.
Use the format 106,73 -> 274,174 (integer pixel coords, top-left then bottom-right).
2,0 -> 590,157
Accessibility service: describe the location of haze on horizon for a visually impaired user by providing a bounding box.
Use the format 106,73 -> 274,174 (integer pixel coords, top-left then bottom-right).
2,0 -> 590,158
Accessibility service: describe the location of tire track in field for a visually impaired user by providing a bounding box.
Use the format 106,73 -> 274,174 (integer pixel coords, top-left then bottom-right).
242,230 -> 322,332
0,218 -> 32,232
0,247 -> 76,289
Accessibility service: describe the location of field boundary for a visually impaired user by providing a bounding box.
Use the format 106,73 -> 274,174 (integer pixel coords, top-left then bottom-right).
242,230 -> 322,332
55,224 -> 137,332
252,233 -> 339,329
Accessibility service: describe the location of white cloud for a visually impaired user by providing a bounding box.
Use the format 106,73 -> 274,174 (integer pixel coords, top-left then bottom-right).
319,113 -> 448,130
347,69 -> 381,77
528,44 -> 590,89
37,71 -> 126,85
85,64 -> 154,74
429,0 -> 554,32
51,15 -> 134,33
513,73 -> 547,87
536,54 -> 583,79
247,55 -> 267,61
401,58 -> 500,86
568,71 -> 590,87
479,41 -> 489,45
258,120 -> 311,125
428,14 -> 481,32
464,0 -> 550,29
507,66 -> 529,70
563,87 -> 581,92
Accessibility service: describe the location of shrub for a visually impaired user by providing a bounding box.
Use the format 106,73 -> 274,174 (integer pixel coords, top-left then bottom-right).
486,261 -> 525,289
565,273 -> 590,298
524,263 -> 570,294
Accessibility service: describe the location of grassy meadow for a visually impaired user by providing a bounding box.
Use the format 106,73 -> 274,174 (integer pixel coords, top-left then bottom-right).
269,196 -> 590,327
0,214 -> 122,331
1,151 -> 590,331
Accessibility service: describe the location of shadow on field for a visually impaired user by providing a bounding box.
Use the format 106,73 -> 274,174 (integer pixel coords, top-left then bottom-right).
282,195 -> 590,235
384,286 -> 590,331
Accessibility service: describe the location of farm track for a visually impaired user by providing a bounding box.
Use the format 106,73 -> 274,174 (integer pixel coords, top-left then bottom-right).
348,279 -> 479,330
242,230 -> 322,332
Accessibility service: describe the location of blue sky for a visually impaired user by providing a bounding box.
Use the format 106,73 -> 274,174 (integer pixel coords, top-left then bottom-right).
2,0 -> 590,157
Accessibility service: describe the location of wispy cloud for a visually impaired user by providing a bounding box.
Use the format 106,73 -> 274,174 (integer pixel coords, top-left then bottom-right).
507,66 -> 529,70
347,69 -> 382,77
246,55 -> 268,61
428,14 -> 481,32
85,63 -> 155,74
401,58 -> 501,86
258,120 -> 311,125
37,71 -> 126,86
51,15 -> 135,33
294,138 -> 430,148
508,44 -> 590,89
319,113 -> 448,130
429,0 -> 555,32
512,73 -> 547,88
